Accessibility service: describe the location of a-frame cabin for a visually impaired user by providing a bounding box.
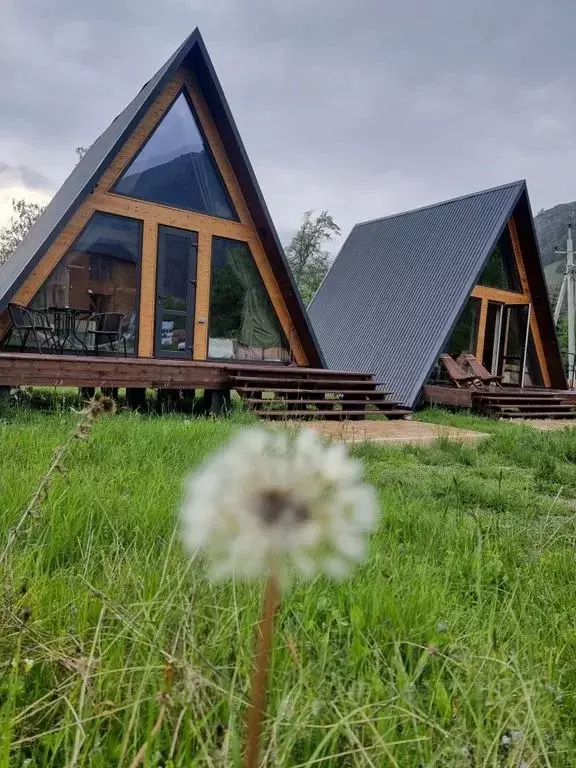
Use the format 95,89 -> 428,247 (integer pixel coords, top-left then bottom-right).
310,181 -> 576,419
0,29 -> 405,419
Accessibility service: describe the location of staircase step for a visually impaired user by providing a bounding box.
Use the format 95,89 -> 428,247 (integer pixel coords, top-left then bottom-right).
246,399 -> 389,408
230,375 -> 385,388
498,411 -> 576,419
490,404 -> 575,413
256,409 -> 409,420
235,386 -> 391,397
475,395 -> 564,405
226,365 -> 373,380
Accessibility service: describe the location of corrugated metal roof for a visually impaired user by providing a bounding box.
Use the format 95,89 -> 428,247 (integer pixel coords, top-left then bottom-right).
309,181 -> 529,407
0,29 -> 324,367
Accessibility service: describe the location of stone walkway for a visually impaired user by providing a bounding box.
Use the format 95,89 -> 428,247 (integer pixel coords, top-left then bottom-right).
279,419 -> 489,446
513,419 -> 576,431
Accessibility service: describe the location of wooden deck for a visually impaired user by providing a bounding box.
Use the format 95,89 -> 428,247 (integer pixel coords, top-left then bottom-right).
0,353 -> 409,420
423,384 -> 576,419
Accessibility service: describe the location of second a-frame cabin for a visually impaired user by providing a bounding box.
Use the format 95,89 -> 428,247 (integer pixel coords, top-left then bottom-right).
0,29 -> 405,418
310,181 -> 576,419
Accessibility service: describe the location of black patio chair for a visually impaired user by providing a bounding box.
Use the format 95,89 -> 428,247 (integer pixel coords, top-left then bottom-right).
7,303 -> 60,353
84,312 -> 128,357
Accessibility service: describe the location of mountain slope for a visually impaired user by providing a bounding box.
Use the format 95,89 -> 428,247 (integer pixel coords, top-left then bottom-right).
534,202 -> 576,297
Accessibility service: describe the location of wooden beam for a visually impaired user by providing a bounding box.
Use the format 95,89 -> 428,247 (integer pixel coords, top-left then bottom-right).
508,216 -> 551,386
194,231 -> 211,360
507,218 -> 530,294
138,219 -> 159,357
92,191 -> 249,241
471,285 -> 529,304
475,298 -> 488,363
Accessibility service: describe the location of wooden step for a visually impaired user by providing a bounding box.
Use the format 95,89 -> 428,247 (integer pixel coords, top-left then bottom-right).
245,398 -> 391,407
493,404 -> 575,412
498,411 -> 576,419
225,364 -> 374,379
235,386 -> 391,397
256,409 -> 409,420
230,375 -> 383,388
475,394 -> 564,404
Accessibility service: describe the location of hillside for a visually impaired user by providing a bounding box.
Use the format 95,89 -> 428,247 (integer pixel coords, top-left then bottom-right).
534,201 -> 576,297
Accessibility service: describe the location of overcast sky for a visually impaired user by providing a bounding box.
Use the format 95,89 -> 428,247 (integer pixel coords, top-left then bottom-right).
1,0 -> 576,249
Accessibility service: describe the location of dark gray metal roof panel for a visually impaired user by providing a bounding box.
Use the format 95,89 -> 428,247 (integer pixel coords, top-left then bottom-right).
0,28 -> 323,366
308,181 -> 526,407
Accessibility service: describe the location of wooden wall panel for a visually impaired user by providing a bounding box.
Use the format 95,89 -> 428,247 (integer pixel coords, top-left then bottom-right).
475,299 -> 488,362
138,220 -> 158,357
194,232 -> 212,359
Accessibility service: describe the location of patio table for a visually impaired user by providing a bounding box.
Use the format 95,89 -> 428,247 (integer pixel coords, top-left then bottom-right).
48,307 -> 91,353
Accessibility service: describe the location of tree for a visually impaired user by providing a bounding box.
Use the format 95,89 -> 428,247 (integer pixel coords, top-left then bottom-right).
0,198 -> 46,266
286,210 -> 341,305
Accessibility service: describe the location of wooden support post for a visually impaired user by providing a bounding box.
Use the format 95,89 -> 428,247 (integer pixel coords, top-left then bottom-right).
475,299 -> 488,363
126,387 -> 147,411
157,389 -> 182,413
206,388 -> 231,416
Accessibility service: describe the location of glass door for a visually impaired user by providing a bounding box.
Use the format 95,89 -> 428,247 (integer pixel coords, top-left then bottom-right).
482,302 -> 504,375
501,304 -> 530,385
154,226 -> 197,358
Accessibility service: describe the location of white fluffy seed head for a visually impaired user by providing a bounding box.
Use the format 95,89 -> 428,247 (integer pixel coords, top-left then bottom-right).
180,427 -> 379,585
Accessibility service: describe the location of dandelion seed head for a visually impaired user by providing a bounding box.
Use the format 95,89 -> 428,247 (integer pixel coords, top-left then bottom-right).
181,427 -> 379,584
89,396 -> 117,417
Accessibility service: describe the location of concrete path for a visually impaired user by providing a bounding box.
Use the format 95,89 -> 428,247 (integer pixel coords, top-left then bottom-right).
279,419 -> 489,446
514,419 -> 576,431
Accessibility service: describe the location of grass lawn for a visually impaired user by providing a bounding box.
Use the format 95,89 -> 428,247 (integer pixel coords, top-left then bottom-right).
2,401 -> 576,766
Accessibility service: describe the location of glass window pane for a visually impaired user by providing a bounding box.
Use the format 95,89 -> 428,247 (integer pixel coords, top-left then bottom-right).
501,305 -> 529,383
524,328 -> 543,386
113,92 -> 237,221
445,296 -> 481,357
155,226 -> 197,358
478,228 -> 522,291
208,237 -> 290,362
8,212 -> 142,355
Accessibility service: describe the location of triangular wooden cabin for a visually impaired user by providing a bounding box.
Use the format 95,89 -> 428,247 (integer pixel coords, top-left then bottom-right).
0,30 -> 405,418
310,182 -> 576,418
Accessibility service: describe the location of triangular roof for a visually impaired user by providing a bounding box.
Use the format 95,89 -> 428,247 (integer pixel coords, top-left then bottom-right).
0,28 -> 324,367
309,180 -> 566,406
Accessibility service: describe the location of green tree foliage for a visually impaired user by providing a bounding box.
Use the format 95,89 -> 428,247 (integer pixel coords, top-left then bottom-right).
0,198 -> 46,266
286,210 -> 341,305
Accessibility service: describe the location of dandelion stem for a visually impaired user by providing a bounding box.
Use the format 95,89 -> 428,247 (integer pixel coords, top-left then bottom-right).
244,572 -> 280,768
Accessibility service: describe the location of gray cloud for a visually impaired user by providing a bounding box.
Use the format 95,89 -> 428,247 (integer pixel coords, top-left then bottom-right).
0,162 -> 53,191
2,0 -> 576,246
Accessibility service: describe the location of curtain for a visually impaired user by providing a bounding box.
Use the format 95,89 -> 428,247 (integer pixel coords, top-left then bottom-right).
227,245 -> 284,349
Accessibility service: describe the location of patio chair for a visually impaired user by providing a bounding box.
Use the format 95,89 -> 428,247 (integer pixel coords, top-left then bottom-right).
456,353 -> 503,387
85,313 -> 128,357
7,303 -> 60,353
438,353 -> 481,388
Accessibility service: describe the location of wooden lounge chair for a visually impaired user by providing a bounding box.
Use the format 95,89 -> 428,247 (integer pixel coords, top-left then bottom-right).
457,353 -> 502,387
438,353 -> 480,388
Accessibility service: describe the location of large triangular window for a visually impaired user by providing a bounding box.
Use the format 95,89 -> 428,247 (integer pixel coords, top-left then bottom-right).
113,91 -> 238,220
477,227 -> 521,292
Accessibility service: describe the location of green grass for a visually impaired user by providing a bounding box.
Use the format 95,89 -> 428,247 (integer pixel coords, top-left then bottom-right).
2,402 -> 576,765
